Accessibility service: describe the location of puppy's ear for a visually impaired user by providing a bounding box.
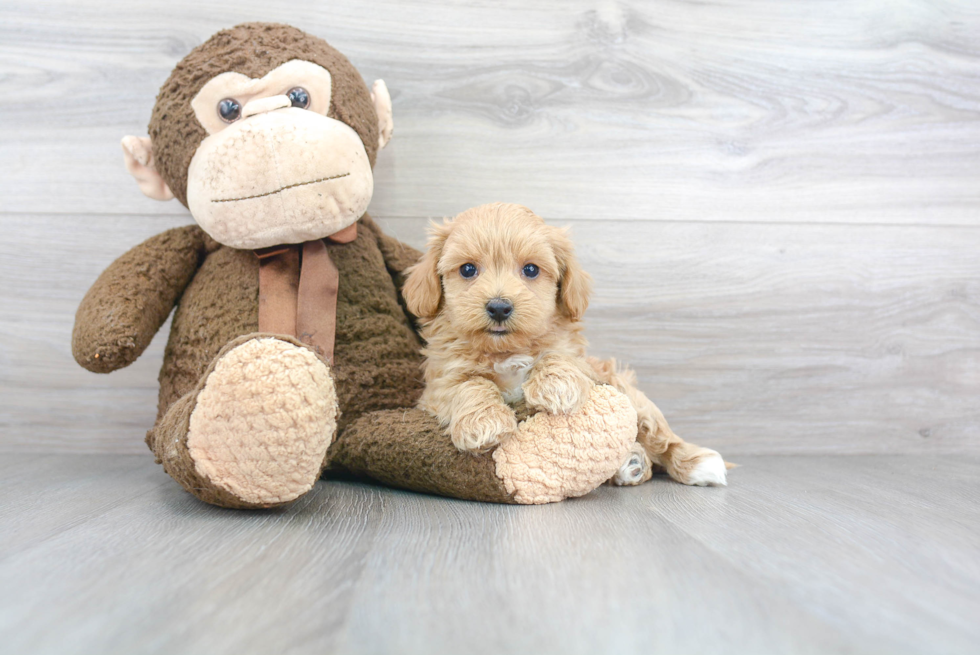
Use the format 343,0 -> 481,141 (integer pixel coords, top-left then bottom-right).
404,220 -> 452,320
551,226 -> 592,321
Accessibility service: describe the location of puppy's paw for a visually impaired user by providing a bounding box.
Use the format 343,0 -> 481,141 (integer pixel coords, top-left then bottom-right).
610,444 -> 653,486
451,404 -> 518,453
523,366 -> 592,415
678,449 -> 728,487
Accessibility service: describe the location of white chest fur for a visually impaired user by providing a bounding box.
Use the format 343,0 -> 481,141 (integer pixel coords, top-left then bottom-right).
493,355 -> 535,405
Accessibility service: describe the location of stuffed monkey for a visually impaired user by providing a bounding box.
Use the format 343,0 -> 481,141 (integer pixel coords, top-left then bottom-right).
72,23 -> 638,508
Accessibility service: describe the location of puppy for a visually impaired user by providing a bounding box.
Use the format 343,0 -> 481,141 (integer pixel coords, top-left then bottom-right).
403,203 -> 727,487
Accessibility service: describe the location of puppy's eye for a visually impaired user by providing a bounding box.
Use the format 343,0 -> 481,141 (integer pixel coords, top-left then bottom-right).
217,98 -> 242,123
522,263 -> 540,279
460,263 -> 478,279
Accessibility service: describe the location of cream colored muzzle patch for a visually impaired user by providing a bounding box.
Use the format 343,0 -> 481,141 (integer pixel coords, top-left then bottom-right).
186,108 -> 373,249
187,338 -> 338,506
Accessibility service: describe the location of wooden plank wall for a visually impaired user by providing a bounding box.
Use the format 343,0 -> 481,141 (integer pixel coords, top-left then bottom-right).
1,0 -> 978,455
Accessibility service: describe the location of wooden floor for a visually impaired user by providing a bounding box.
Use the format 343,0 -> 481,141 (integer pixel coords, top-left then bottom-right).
1,453 -> 977,655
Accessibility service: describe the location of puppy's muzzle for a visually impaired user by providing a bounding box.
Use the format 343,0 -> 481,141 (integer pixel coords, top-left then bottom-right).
486,298 -> 513,324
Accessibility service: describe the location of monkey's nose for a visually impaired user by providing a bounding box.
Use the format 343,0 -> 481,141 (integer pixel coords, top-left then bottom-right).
486,298 -> 514,323
242,95 -> 291,118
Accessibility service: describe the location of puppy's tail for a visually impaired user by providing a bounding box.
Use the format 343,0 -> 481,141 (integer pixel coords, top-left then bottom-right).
587,357 -> 735,482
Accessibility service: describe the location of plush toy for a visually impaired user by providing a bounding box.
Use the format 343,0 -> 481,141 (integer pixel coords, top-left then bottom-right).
72,23 -> 638,509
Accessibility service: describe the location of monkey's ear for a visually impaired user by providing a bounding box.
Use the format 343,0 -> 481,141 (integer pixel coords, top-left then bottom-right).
121,136 -> 174,201
403,220 -> 451,320
370,80 -> 394,150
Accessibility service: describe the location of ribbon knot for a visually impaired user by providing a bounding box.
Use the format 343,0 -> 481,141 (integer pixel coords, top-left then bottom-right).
255,224 -> 356,365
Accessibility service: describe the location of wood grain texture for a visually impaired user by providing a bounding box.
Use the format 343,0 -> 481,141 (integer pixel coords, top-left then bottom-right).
1,0 -> 978,455
3,213 -> 977,454
1,0 -> 979,223
0,453 -> 978,655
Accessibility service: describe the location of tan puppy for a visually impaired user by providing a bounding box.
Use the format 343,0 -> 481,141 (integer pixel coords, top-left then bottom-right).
403,203 -> 727,487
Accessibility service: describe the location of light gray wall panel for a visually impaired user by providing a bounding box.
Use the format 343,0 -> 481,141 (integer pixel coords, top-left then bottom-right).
0,0 -> 977,454
2,214 -> 977,454
1,0 -> 978,223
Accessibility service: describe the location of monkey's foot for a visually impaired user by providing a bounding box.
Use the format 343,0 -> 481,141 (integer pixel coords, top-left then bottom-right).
186,336 -> 338,506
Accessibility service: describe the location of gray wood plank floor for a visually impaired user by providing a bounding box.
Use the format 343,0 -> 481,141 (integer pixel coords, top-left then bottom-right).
1,453 -> 977,655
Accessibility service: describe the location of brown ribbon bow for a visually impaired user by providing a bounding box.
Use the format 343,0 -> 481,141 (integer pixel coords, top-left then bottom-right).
254,223 -> 357,364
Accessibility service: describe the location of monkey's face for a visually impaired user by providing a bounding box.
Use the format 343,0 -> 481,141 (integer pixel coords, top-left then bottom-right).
126,24 -> 393,248
185,60 -> 373,249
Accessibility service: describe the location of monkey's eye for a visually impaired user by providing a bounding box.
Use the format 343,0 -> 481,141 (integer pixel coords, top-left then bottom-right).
217,98 -> 241,123
522,264 -> 540,279
460,263 -> 478,279
287,87 -> 311,109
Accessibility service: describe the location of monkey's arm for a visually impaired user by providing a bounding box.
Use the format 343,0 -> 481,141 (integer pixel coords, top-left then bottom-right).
72,225 -> 208,373
359,213 -> 424,331
359,213 -> 423,294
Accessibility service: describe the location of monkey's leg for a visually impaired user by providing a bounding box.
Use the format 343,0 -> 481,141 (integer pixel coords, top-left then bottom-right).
325,407 -> 517,503
147,334 -> 338,509
588,357 -> 729,487
326,384 -> 637,504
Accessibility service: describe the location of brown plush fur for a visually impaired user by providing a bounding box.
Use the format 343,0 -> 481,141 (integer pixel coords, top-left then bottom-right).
75,23 -> 546,508
73,213 -> 429,506
327,408 -> 515,503
404,203 -> 728,486
73,209 -> 560,505
74,24 -> 664,507
145,215 -> 425,432
72,226 -> 211,374
149,23 -> 380,206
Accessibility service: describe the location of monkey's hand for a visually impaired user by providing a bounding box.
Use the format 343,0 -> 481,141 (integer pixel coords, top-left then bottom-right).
523,353 -> 594,415
72,225 -> 206,374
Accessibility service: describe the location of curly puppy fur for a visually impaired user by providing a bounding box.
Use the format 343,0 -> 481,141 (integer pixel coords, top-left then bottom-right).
403,203 -> 728,487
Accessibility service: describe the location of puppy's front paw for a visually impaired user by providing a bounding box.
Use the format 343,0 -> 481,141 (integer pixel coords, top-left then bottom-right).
451,404 -> 518,453
523,366 -> 592,415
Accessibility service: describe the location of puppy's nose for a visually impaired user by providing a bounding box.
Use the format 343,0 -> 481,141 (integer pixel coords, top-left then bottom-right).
486,298 -> 514,323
